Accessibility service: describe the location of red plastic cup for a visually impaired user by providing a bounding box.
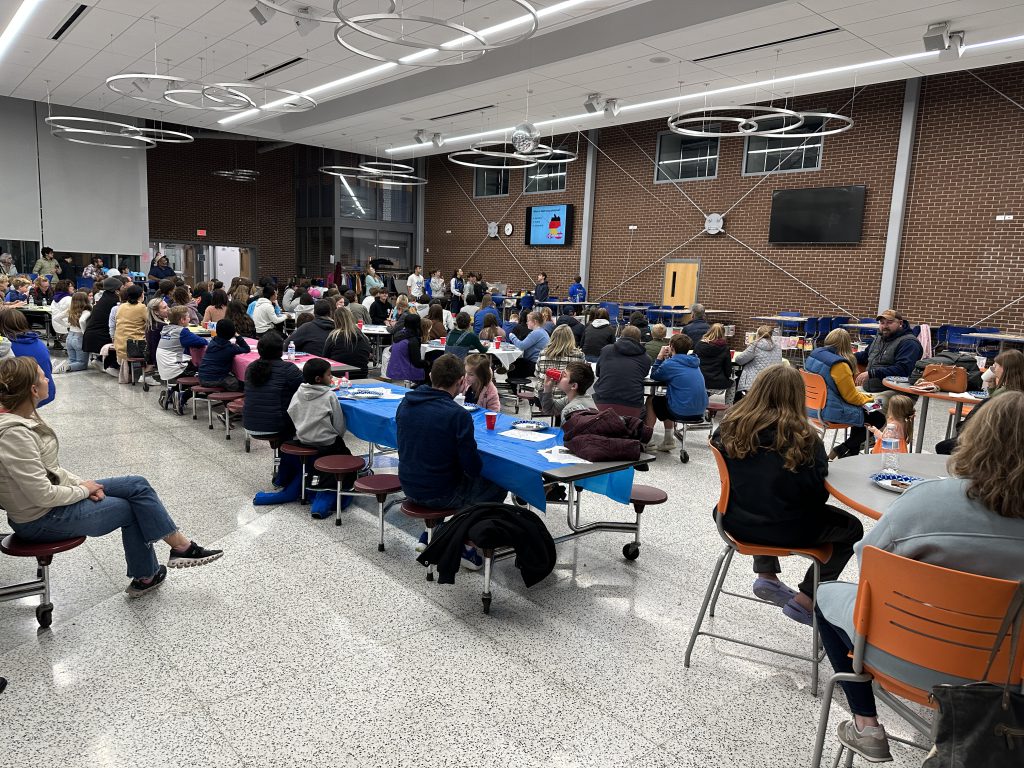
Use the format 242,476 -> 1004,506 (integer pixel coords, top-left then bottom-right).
485,411 -> 498,430
494,338 -> 501,349
357,320 -> 363,329
440,336 -> 447,345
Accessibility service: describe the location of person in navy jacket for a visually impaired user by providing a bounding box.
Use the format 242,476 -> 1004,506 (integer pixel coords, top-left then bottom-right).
198,319 -> 250,391
533,272 -> 549,304
646,333 -> 709,452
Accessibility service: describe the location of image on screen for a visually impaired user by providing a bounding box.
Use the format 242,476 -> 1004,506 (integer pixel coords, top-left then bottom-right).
525,204 -> 573,247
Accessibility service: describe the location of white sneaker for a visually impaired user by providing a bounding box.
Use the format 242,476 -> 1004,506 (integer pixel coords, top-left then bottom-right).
143,375 -> 160,386
51,360 -> 70,374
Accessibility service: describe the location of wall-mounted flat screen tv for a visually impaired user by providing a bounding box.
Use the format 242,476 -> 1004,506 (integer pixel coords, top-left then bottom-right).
525,204 -> 573,246
768,185 -> 866,244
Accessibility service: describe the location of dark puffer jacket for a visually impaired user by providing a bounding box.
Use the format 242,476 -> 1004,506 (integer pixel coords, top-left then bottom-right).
555,314 -> 585,346
562,408 -> 654,462
285,316 -> 334,355
695,338 -> 733,390
82,290 -> 119,354
243,359 -> 303,436
593,337 -> 651,409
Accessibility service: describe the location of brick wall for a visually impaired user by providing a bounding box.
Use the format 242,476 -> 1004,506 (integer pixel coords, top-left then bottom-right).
423,132 -> 586,294
147,138 -> 296,280
895,64 -> 1024,334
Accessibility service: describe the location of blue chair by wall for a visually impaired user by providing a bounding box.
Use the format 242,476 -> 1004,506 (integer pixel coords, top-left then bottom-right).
803,317 -> 818,344
599,301 -> 619,326
858,317 -> 878,340
948,325 -> 999,353
778,310 -> 802,335
76,277 -> 95,290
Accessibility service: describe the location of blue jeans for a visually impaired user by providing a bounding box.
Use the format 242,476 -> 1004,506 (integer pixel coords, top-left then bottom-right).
414,474 -> 508,510
815,606 -> 877,717
66,331 -> 88,371
10,476 -> 179,579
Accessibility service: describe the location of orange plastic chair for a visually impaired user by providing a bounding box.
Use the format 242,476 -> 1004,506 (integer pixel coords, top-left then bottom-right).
811,546 -> 1024,766
684,445 -> 833,695
800,370 -> 867,454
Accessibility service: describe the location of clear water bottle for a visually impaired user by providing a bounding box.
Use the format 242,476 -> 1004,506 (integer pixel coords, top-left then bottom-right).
340,373 -> 350,389
879,422 -> 901,472
287,341 -> 296,361
28,295 -> 35,306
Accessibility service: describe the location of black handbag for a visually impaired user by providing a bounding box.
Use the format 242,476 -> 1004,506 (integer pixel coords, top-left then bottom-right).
126,338 -> 148,359
923,583 -> 1024,767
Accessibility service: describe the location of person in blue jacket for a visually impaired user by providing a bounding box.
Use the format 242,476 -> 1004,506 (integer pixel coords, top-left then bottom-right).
396,353 -> 508,568
507,310 -> 550,379
567,275 -> 586,306
472,293 -> 501,335
646,333 -> 708,452
197,319 -> 250,391
0,308 -> 54,406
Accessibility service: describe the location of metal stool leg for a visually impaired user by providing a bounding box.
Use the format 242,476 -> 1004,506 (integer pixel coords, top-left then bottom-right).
708,547 -> 735,618
208,398 -> 215,429
684,544 -> 731,668
300,460 -> 309,504
378,496 -> 386,551
481,549 -> 494,613
425,523 -> 436,581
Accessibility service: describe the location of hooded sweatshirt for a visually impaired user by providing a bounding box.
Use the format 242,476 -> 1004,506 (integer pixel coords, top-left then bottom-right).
396,385 -> 484,504
0,335 -> 12,359
651,353 -> 709,418
582,319 -> 615,358
253,297 -> 286,334
0,413 -> 88,524
593,337 -> 651,409
287,383 -> 347,447
10,332 -> 55,406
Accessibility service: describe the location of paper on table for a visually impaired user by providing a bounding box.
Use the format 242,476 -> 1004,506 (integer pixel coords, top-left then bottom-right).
498,429 -> 556,443
538,446 -> 590,464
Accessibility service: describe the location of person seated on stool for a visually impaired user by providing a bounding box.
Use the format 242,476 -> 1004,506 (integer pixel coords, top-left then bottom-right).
0,358 -> 223,598
287,358 -> 357,505
396,353 -> 508,570
712,364 -> 862,626
539,361 -> 596,421
507,311 -> 549,379
815,391 -> 1024,763
645,333 -> 709,453
936,349 -> 1024,454
198,318 -> 249,392
853,309 -> 923,411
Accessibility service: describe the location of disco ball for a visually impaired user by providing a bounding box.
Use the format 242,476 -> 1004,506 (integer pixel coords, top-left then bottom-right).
511,122 -> 540,154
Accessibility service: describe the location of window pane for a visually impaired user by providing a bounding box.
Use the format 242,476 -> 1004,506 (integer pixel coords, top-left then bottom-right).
525,162 -> 567,193
339,174 -> 376,220
375,231 -> 413,273
338,227 -> 377,270
474,168 -> 508,196
744,118 -> 824,174
379,183 -> 415,223
656,131 -> 719,181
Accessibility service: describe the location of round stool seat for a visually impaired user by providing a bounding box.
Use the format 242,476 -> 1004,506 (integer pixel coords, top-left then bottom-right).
208,391 -> 244,402
1,534 -> 86,558
630,484 -> 668,506
354,474 -> 402,498
707,403 -> 729,413
314,455 -> 366,475
175,376 -> 200,388
400,500 -> 455,521
226,399 -> 245,414
191,386 -> 224,396
280,443 -> 318,457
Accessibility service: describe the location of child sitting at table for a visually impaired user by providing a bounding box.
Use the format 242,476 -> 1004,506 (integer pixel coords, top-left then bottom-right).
868,393 -> 914,453
539,361 -> 596,421
461,353 -> 500,412
287,358 -> 357,515
198,319 -> 250,391
156,306 -> 208,410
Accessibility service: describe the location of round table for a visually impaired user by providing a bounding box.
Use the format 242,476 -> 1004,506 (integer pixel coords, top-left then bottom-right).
824,453 -> 950,520
882,377 -> 986,453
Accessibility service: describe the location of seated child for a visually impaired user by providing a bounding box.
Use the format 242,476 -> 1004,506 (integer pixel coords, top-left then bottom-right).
539,361 -> 596,421
156,306 -> 208,410
198,318 -> 250,391
287,358 -> 356,500
461,353 -> 500,412
868,393 -> 914,453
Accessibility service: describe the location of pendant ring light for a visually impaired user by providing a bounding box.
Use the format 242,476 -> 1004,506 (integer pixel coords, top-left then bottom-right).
358,172 -> 428,186
105,73 -> 187,105
201,83 -> 317,113
763,111 -> 854,137
319,165 -> 365,178
668,105 -> 804,138
44,116 -> 156,149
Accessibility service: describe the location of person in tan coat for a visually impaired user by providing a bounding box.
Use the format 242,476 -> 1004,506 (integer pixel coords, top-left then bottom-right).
112,284 -> 148,363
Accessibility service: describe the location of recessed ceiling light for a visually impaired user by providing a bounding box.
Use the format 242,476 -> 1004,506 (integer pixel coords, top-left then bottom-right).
650,56 -> 671,64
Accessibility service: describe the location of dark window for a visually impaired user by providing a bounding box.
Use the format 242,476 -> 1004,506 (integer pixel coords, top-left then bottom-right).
474,168 -> 509,197
744,116 -> 824,175
655,131 -> 718,181
524,162 -> 567,193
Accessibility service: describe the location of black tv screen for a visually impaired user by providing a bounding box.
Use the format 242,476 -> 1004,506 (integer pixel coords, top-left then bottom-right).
768,185 -> 866,244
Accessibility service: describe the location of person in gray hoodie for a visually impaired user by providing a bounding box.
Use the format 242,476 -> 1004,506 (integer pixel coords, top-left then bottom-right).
286,358 -> 355,491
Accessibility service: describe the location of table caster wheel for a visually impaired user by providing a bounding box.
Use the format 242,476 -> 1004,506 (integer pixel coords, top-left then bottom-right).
482,595 -> 492,614
426,571 -> 434,582
142,382 -> 150,392
35,603 -> 53,629
680,451 -> 690,463
622,543 -> 641,560
377,543 -> 385,552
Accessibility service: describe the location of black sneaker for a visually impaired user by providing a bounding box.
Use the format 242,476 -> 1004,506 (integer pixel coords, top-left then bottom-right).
168,541 -> 223,569
125,565 -> 168,598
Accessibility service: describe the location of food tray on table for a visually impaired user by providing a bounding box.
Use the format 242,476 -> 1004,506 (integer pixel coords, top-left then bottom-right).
462,404 -> 480,412
870,472 -> 924,494
511,419 -> 549,432
343,387 -> 388,400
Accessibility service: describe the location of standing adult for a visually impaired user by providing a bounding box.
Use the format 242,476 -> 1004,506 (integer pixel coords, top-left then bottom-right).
682,303 -> 710,347
854,309 -> 923,405
449,268 -> 465,314
33,247 -> 60,277
533,272 -> 550,305
567,275 -> 586,305
407,265 -> 425,302
428,269 -> 446,304
147,253 -> 175,290
364,266 -> 385,301
593,325 -> 650,414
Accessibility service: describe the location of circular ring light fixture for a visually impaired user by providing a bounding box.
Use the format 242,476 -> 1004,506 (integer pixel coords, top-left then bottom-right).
448,148 -> 539,170
201,83 -> 317,113
358,172 -> 428,186
760,111 -> 854,137
45,116 -> 157,149
319,165 -> 366,178
163,86 -> 254,111
124,126 -> 194,144
527,145 -> 578,164
359,160 -> 414,175
105,73 -> 187,105
668,105 -> 804,138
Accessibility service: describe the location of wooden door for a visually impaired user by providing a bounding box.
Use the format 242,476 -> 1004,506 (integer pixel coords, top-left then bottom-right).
663,260 -> 699,306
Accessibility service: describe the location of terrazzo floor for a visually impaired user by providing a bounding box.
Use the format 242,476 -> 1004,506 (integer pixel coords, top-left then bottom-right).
0,367 -> 951,768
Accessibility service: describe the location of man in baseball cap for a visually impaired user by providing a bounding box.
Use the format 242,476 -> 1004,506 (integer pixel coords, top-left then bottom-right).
854,308 -> 923,397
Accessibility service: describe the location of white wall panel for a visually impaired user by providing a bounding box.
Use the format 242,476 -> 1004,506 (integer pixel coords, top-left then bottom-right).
0,96 -> 42,242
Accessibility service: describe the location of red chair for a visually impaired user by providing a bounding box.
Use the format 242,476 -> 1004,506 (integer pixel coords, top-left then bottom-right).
0,534 -> 86,628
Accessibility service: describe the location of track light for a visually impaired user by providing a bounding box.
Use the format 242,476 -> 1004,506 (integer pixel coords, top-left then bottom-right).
414,129 -> 428,144
293,9 -> 319,37
942,31 -> 965,61
431,132 -> 445,148
604,98 -> 620,118
249,2 -> 275,25
583,93 -> 603,114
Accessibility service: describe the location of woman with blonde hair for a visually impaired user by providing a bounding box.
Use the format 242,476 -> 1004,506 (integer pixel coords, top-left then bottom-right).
816,390 -> 1024,763
695,322 -> 732,390
733,324 -> 782,399
0,357 -> 223,597
805,328 -> 883,459
322,306 -> 371,378
535,324 -> 585,379
712,365 -> 862,625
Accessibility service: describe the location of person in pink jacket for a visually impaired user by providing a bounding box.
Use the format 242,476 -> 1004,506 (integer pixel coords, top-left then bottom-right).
461,353 -> 500,412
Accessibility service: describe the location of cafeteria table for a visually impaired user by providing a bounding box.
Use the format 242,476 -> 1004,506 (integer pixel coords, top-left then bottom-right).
420,340 -> 523,369
882,377 -> 987,453
190,341 -> 358,380
360,324 -> 392,364
752,315 -> 811,325
16,304 -> 54,344
963,331 -> 1024,352
824,453 -> 949,520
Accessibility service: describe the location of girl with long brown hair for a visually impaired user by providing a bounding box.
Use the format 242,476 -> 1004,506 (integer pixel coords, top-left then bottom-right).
713,365 -> 863,625
936,348 -> 1024,454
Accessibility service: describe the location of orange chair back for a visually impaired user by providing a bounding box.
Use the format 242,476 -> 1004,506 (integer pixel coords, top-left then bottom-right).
869,435 -> 908,454
853,546 -> 1024,704
799,369 -> 828,421
709,445 -> 731,517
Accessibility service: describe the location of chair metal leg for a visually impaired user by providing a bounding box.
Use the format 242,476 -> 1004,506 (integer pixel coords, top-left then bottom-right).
425,525 -> 435,581
709,547 -> 734,618
377,499 -> 386,551
684,544 -> 731,668
192,393 -> 199,420
300,461 -> 309,504
225,406 -> 232,439
481,550 -> 493,613
811,672 -> 841,768
207,399 -> 215,429
811,561 -> 821,696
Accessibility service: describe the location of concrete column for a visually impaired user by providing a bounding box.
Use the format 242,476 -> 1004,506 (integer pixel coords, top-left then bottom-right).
578,128 -> 599,286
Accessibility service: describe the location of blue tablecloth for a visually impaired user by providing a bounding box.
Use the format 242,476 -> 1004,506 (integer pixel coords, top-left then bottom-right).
337,383 -> 634,510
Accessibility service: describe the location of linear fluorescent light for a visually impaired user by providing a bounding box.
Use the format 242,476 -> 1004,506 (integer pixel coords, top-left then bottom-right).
0,0 -> 43,62
339,175 -> 365,215
965,32 -> 1024,50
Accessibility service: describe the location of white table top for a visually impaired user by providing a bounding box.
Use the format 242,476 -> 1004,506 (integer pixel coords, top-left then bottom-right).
842,323 -> 879,330
752,315 -> 811,323
360,324 -> 391,336
963,332 -> 1024,343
